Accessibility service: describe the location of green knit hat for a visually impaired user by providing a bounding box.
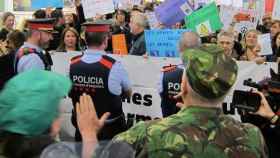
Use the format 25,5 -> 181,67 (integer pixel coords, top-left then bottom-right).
0,70 -> 72,136
182,44 -> 238,99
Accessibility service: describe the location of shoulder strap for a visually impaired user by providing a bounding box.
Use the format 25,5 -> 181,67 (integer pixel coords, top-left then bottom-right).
99,55 -> 116,69
16,48 -> 36,59
161,64 -> 178,72
70,54 -> 83,65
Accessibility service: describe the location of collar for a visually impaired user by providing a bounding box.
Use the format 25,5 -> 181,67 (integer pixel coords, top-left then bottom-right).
23,42 -> 42,52
177,106 -> 222,117
84,49 -> 107,56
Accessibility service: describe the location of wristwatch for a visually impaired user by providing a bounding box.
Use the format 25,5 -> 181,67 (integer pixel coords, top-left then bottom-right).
270,115 -> 279,124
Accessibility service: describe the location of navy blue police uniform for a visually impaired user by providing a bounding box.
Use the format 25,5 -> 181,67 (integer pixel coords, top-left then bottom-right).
159,64 -> 184,117
69,21 -> 131,141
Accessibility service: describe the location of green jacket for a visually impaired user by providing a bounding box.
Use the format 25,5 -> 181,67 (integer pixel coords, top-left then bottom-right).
114,106 -> 268,158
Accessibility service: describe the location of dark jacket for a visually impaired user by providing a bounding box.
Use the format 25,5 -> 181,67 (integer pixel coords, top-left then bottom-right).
129,32 -> 146,56
0,52 -> 15,91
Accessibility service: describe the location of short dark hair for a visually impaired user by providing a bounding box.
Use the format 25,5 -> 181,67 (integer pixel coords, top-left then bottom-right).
7,30 -> 26,50
0,29 -> 9,41
33,9 -> 46,19
85,32 -> 108,47
51,9 -> 63,21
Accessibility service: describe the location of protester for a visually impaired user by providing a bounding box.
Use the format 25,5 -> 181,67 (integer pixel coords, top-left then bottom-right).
0,28 -> 8,55
33,9 -> 47,19
64,13 -> 81,33
129,13 -> 148,56
56,27 -> 81,52
69,21 -> 132,141
240,29 -> 266,64
15,18 -> 55,74
47,9 -> 65,51
0,30 -> 25,90
270,20 -> 280,39
272,32 -> 280,62
257,13 -> 272,34
217,31 -> 240,59
0,12 -> 15,33
0,70 -> 72,158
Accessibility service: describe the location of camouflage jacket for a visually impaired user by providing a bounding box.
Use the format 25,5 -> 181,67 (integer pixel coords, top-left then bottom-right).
114,106 -> 268,158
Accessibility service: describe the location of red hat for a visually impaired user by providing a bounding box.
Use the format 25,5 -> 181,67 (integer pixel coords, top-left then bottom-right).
82,20 -> 112,33
26,18 -> 56,33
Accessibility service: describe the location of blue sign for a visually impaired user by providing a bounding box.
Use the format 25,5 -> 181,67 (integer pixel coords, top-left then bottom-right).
145,29 -> 189,57
155,0 -> 193,27
31,0 -> 64,9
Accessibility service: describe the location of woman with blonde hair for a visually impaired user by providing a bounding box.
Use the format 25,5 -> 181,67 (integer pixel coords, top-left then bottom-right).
240,29 -> 266,64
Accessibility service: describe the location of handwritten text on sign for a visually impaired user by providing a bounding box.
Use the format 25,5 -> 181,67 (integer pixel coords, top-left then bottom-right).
145,29 -> 189,57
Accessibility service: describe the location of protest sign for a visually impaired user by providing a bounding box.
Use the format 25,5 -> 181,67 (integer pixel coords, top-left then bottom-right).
265,0 -> 275,13
31,0 -> 64,9
0,0 -> 4,11
112,34 -> 128,55
145,29 -> 188,57
272,0 -> 280,20
258,34 -> 273,56
219,5 -> 235,30
185,2 -> 222,37
155,0 -> 193,27
146,12 -> 160,29
234,21 -> 256,34
81,0 -> 115,19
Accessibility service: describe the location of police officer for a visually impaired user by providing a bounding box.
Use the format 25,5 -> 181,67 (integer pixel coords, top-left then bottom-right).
69,20 -> 132,141
15,18 -> 55,73
158,31 -> 202,117
158,64 -> 184,117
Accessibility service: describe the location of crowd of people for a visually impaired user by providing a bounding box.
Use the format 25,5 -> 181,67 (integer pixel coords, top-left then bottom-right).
0,0 -> 280,158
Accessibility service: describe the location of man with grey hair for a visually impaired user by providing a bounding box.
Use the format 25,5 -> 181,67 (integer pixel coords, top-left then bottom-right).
217,31 -> 239,59
129,13 -> 149,56
158,31 -> 201,117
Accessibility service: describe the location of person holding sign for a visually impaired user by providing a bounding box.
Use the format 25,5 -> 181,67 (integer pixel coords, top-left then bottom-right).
240,29 -> 266,64
129,13 -> 149,56
69,21 -> 132,141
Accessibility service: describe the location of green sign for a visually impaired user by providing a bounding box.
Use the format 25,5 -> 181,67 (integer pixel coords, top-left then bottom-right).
0,0 -> 4,11
185,2 -> 223,37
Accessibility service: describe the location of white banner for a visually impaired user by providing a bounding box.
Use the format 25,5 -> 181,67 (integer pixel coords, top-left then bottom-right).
52,53 -> 277,137
81,0 -> 115,19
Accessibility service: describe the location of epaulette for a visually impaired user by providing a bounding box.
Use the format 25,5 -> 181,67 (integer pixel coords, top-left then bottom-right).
161,64 -> 177,72
70,55 -> 83,65
100,55 -> 116,69
17,48 -> 36,59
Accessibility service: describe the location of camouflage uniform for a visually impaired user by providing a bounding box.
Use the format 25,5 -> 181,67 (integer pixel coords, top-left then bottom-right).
111,44 -> 268,158
114,106 -> 267,158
